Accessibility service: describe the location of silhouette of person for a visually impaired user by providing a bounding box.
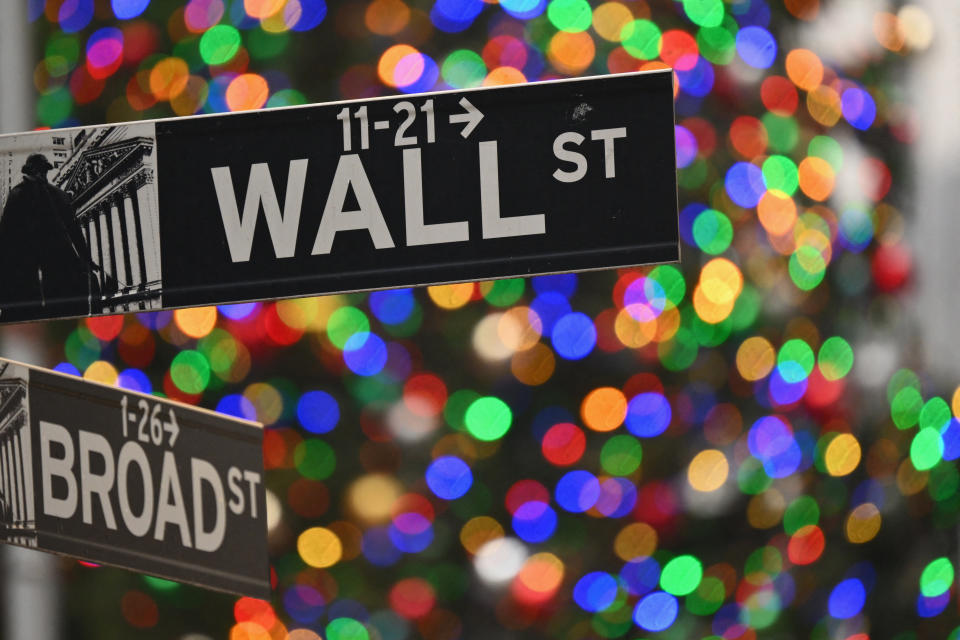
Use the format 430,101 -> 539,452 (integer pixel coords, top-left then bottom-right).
0,153 -> 103,321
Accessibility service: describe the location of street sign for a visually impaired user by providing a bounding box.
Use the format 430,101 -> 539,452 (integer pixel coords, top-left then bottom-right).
0,69 -> 678,324
0,358 -> 268,597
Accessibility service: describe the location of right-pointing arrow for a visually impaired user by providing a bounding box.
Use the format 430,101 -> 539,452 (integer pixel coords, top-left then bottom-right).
449,97 -> 484,138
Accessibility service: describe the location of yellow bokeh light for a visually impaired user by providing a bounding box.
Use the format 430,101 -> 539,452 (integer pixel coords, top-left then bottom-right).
175,306 -> 218,339
614,305 -> 656,349
613,522 -> 657,561
693,284 -> 735,324
757,190 -> 797,236
798,156 -> 835,201
845,502 -> 881,543
806,85 -> 842,127
297,527 -> 342,568
347,473 -> 402,524
581,386 -> 627,432
511,343 -> 555,386
687,449 -> 729,492
244,382 -> 284,425
427,283 -> 474,309
547,31 -> 595,75
365,0 -> 411,35
785,48 -> 823,91
592,2 -> 633,42
230,621 -> 271,640
735,336 -> 775,381
824,433 -> 861,476
378,44 -> 419,88
498,306 -> 542,352
84,360 -> 119,385
516,552 -> 565,594
244,0 -> 286,19
747,489 -> 785,529
699,258 -> 743,306
483,66 -> 527,86
460,516 -> 504,554
951,385 -> 960,418
149,57 -> 189,101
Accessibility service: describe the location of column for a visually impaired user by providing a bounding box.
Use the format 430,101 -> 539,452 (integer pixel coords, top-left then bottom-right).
97,205 -> 113,281
10,430 -> 21,525
18,418 -> 32,526
109,198 -> 127,290
122,188 -> 143,287
87,219 -> 99,278
135,177 -> 162,285
1,437 -> 9,518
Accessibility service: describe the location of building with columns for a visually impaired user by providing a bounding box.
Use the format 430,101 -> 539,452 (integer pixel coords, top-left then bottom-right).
0,364 -> 34,547
53,124 -> 162,314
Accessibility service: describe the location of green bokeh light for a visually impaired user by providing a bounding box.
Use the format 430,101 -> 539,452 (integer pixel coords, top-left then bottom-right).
441,49 -> 487,88
465,396 -> 512,441
327,307 -> 370,349
170,350 -> 211,394
683,0 -> 725,27
817,336 -> 853,381
910,427 -> 944,471
891,386 -> 923,430
599,435 -> 643,476
199,24 -> 241,66
918,396 -> 951,431
294,439 -> 337,481
692,208 -> 733,255
660,554 -> 703,596
483,279 -> 525,307
783,495 -> 820,534
777,339 -> 815,383
547,0 -> 593,33
621,20 -> 662,60
761,155 -> 799,196
919,557 -> 954,598
326,617 -> 370,640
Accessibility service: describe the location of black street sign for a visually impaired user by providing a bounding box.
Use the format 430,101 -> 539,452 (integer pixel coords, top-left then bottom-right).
0,358 -> 268,597
0,70 -> 677,324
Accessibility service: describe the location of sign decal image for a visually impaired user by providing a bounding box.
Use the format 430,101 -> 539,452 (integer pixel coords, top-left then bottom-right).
0,358 -> 268,598
0,70 -> 677,324
0,123 -> 162,323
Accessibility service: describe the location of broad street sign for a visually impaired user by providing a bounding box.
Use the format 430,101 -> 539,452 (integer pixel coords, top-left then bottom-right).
0,69 -> 677,324
0,358 -> 268,597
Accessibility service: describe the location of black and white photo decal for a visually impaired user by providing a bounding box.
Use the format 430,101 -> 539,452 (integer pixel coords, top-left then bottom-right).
0,361 -> 35,548
0,123 -> 162,322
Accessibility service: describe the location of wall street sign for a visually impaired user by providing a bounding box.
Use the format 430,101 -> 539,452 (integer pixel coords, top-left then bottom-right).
0,69 -> 678,324
0,358 -> 268,597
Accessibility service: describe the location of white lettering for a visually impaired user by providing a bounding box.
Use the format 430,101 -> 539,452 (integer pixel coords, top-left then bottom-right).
192,458 -> 226,552
228,466 -> 244,515
117,440 -> 153,537
552,132 -> 587,183
79,430 -> 116,529
312,154 -> 394,254
479,141 -> 545,239
40,421 -> 77,520
211,159 -> 309,262
154,451 -> 192,547
591,127 -> 627,178
243,470 -> 261,519
403,148 -> 469,246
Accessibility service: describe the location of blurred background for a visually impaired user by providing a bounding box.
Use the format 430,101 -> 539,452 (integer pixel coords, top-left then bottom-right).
0,0 -> 958,638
